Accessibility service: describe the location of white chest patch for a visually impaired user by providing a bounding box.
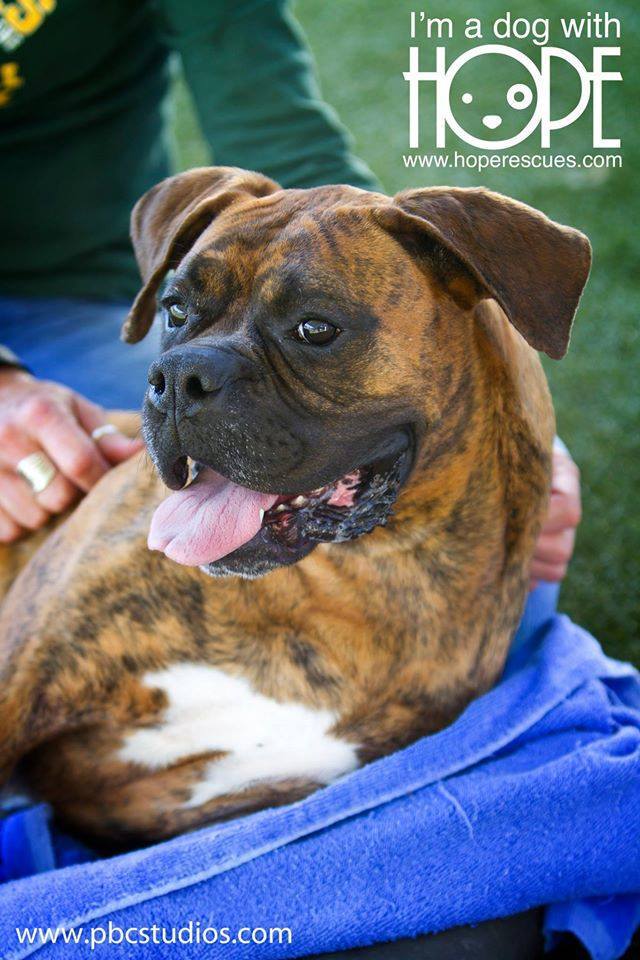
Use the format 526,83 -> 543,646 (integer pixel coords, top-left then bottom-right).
119,663 -> 358,809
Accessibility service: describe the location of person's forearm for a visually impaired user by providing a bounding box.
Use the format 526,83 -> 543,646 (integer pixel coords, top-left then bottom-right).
157,0 -> 380,190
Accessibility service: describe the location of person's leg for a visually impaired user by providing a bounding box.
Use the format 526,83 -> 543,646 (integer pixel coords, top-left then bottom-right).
303,910 -> 544,959
502,582 -> 561,679
0,296 -> 160,409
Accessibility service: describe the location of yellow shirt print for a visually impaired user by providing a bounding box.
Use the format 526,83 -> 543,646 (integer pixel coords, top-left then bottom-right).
0,0 -> 55,37
0,59 -> 22,104
0,0 -> 56,51
0,0 -> 55,105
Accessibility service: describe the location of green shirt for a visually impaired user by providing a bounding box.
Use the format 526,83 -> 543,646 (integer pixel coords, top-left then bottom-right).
0,0 -> 377,302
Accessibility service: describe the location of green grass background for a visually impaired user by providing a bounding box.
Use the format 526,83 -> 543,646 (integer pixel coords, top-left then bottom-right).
170,1 -> 639,664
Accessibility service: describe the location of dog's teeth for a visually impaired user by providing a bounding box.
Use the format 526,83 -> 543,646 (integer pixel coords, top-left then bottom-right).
291,496 -> 308,508
259,509 -> 265,522
274,504 -> 288,513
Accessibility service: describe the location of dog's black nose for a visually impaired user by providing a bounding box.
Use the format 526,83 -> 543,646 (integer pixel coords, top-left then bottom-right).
147,347 -> 245,417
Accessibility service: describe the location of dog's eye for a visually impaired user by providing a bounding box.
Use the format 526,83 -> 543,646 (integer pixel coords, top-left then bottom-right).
295,318 -> 340,346
167,303 -> 188,327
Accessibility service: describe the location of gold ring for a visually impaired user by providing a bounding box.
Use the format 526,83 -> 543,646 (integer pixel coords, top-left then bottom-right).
16,452 -> 57,495
91,424 -> 118,442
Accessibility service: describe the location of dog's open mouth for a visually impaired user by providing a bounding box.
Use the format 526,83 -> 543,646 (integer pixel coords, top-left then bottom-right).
148,447 -> 410,570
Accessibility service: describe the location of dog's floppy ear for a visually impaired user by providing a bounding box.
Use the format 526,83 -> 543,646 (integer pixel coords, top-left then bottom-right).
375,187 -> 591,359
122,166 -> 280,344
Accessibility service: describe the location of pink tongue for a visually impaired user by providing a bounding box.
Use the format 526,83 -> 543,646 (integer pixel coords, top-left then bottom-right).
148,467 -> 278,566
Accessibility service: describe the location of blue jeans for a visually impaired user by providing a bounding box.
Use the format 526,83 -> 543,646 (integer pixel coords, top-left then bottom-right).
0,296 -> 160,409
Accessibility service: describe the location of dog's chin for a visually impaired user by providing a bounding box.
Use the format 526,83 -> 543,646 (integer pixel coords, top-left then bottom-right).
199,445 -> 412,578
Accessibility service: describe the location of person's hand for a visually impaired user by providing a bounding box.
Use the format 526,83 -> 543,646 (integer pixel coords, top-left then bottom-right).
530,443 -> 582,588
0,368 -> 143,543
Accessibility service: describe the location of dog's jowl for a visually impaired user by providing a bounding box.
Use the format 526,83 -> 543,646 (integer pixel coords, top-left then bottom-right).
0,167 -> 591,843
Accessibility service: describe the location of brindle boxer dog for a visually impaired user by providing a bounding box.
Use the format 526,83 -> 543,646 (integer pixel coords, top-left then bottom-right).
0,168 -> 591,845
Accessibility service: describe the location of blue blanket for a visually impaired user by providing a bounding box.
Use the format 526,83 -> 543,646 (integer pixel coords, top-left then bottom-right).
1,585 -> 639,960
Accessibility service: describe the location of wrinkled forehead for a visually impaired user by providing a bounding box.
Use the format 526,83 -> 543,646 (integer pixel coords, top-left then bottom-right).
179,190 -> 426,311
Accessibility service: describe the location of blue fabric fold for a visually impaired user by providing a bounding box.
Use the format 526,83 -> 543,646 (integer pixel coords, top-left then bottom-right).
0,585 -> 638,960
0,805 -> 92,885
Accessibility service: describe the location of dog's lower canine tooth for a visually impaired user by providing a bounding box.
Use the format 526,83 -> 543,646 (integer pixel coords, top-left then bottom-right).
291,496 -> 308,507
274,504 -> 288,513
259,509 -> 265,522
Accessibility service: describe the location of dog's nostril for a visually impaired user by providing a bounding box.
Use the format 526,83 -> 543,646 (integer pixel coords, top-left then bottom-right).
148,370 -> 166,396
184,374 -> 208,400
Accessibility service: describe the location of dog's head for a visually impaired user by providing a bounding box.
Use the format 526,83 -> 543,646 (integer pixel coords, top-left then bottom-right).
125,167 -> 590,578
